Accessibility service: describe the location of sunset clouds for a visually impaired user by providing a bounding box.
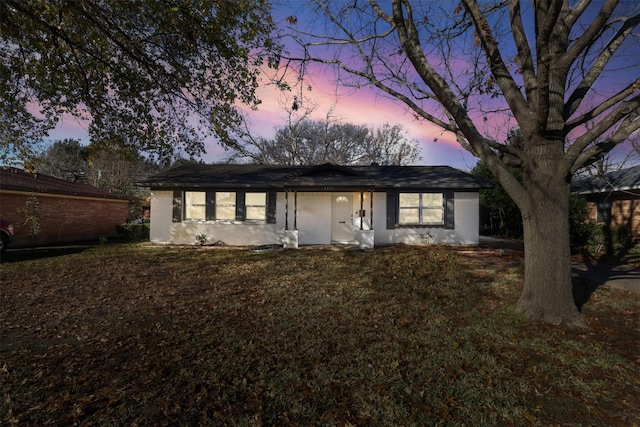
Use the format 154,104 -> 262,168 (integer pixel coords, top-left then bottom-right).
216,62 -> 478,169
45,62 -> 480,170
46,3 -> 483,170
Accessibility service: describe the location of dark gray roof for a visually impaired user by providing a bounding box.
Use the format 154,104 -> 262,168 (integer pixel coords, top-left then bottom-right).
1,167 -> 131,200
571,165 -> 640,195
141,163 -> 492,191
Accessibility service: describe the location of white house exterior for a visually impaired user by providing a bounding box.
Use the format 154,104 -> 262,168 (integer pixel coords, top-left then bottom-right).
143,163 -> 491,249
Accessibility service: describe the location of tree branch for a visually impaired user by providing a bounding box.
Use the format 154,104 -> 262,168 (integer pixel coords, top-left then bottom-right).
463,1 -> 534,130
564,11 -> 640,119
571,110 -> 639,173
560,0 -> 618,71
567,95 -> 640,166
508,0 -> 536,104
532,0 -> 566,131
565,78 -> 640,131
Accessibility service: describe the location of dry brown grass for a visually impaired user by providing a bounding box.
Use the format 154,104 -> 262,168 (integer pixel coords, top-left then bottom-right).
1,243 -> 638,426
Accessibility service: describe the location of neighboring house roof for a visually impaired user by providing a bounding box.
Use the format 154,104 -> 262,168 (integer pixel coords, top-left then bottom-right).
571,165 -> 640,195
141,163 -> 492,191
0,167 -> 131,200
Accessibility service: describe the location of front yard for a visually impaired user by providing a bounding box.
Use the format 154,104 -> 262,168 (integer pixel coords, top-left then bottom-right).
1,243 -> 638,426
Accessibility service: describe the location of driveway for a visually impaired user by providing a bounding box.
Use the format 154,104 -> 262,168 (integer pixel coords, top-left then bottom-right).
479,236 -> 639,293
571,259 -> 639,293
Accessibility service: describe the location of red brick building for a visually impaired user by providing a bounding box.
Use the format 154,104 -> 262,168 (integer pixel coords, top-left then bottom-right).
572,165 -> 640,239
1,167 -> 130,247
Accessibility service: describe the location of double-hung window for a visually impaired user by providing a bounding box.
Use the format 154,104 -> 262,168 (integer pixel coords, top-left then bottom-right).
181,191 -> 271,222
185,191 -> 207,220
215,192 -> 236,220
399,192 -> 444,225
183,191 -> 236,221
245,193 -> 267,221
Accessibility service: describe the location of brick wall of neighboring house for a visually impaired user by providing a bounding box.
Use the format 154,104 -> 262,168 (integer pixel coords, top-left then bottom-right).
1,191 -> 129,247
586,195 -> 640,239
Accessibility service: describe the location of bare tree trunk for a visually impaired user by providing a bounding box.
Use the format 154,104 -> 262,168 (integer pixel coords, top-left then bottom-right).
516,177 -> 587,328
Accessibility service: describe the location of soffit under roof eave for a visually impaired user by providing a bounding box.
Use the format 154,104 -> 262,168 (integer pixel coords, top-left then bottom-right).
275,180 -> 376,188
0,185 -> 132,200
148,182 -> 276,188
147,181 -> 487,191
572,185 -> 640,195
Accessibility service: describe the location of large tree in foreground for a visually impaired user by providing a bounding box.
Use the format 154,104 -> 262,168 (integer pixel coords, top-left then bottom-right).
0,0 -> 280,163
288,0 -> 640,326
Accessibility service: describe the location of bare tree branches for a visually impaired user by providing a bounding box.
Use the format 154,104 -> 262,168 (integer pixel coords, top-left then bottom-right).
277,0 -> 639,326
564,11 -> 640,120
281,0 -> 639,177
229,115 -> 422,166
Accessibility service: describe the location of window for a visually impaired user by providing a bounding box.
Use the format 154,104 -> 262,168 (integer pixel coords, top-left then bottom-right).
245,192 -> 267,220
215,192 -> 236,220
177,191 -> 276,223
596,201 -> 611,224
185,191 -> 206,220
398,192 -> 444,225
183,191 -> 236,221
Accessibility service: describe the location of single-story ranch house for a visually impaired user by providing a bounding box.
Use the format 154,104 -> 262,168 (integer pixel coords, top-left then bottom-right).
0,167 -> 131,247
571,164 -> 640,239
142,163 -> 491,249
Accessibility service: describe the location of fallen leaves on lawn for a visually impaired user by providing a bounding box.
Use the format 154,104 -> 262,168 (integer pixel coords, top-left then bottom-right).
0,243 -> 638,426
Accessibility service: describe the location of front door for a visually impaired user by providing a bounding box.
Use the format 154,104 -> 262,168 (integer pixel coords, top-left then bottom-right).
331,193 -> 353,242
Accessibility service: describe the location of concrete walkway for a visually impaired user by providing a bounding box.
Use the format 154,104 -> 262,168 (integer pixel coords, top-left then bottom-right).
571,260 -> 639,293
479,236 -> 639,293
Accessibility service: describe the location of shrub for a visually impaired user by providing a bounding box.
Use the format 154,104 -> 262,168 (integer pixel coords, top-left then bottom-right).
569,195 -> 593,249
195,233 -> 208,246
17,193 -> 42,249
116,223 -> 150,241
587,224 -> 632,256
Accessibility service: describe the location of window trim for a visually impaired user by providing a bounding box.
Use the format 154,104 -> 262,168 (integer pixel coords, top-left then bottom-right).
398,192 -> 445,226
179,191 -> 273,223
184,191 -> 207,221
387,190 -> 454,230
245,192 -> 268,221
214,191 -> 236,221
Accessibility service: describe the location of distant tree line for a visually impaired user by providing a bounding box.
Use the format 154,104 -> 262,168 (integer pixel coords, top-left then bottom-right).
29,139 -> 161,221
227,119 -> 422,166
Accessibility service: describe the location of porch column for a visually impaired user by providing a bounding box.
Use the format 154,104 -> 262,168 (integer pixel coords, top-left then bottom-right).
285,190 -> 289,230
282,189 -> 299,248
370,190 -> 374,230
360,191 -> 364,230
294,190 -> 298,230
355,189 -> 375,250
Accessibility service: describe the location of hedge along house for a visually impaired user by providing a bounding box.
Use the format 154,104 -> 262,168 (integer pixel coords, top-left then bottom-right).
0,167 -> 131,247
142,163 -> 491,249
571,165 -> 640,239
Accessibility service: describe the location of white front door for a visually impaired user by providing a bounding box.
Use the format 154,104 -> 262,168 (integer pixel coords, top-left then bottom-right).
332,193 -> 353,242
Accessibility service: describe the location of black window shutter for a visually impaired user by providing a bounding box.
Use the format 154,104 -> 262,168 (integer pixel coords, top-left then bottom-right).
386,191 -> 397,229
445,192 -> 455,229
172,190 -> 182,223
235,191 -> 245,221
206,191 -> 216,220
266,191 -> 277,224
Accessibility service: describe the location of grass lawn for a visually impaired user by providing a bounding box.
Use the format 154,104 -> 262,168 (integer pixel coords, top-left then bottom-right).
1,243 -> 638,426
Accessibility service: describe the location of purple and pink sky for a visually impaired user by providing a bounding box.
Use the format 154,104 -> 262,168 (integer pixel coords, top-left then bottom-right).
46,64 -> 479,170
44,2 -> 638,171
44,2 -> 481,170
234,64 -> 480,169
